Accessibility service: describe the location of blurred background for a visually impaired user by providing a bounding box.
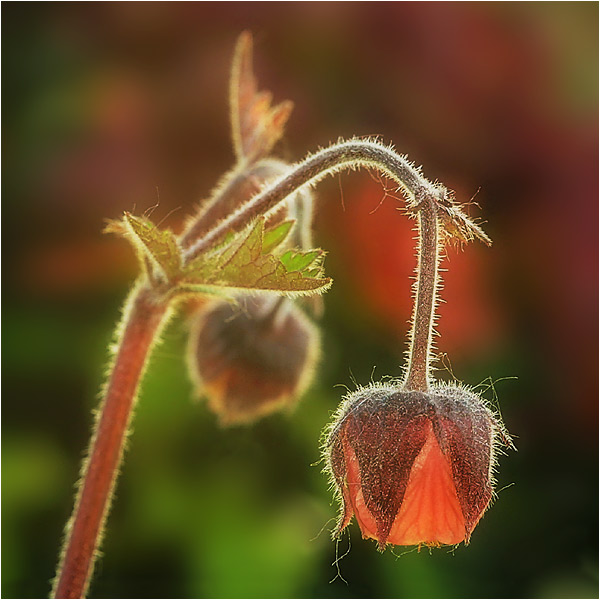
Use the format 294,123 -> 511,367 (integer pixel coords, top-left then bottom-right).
2,3 -> 598,598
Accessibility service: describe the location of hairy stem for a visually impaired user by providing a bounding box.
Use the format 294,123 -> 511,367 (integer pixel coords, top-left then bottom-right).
184,139 -> 427,261
184,139 -> 488,264
184,138 -> 476,388
179,157 -> 315,253
179,160 -> 287,249
52,283 -> 171,599
404,197 -> 439,391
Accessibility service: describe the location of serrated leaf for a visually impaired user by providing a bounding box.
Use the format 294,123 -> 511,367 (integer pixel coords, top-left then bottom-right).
262,220 -> 294,254
221,218 -> 263,268
183,219 -> 262,283
181,217 -> 331,296
303,268 -> 323,279
280,249 -> 321,273
123,213 -> 182,280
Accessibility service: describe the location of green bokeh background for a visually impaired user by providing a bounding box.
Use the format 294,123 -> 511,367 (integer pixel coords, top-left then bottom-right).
2,3 -> 598,598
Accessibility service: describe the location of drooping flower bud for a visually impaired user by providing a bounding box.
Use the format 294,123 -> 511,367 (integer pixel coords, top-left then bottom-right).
324,382 -> 511,549
187,295 -> 319,425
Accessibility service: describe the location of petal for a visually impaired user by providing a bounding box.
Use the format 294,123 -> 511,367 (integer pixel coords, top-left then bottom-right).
388,420 -> 466,545
437,414 -> 493,539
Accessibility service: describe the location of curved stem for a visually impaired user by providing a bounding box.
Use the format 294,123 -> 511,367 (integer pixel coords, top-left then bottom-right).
179,166 -> 257,248
52,283 -> 171,599
183,138 -> 488,264
184,139 -> 426,261
183,138 -> 481,390
179,160 -> 288,249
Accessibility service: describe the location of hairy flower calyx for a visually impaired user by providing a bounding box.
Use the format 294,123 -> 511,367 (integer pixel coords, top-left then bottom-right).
325,383 -> 512,550
188,296 -> 319,425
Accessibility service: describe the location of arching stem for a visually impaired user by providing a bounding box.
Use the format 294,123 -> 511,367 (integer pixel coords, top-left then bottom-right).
183,139 -> 482,390
179,160 -> 289,249
183,139 -> 487,264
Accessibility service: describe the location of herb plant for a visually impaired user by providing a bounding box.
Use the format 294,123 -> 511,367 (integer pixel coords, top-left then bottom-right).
52,32 -> 511,599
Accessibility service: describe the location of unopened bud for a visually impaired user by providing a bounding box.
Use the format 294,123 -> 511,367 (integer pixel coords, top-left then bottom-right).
188,296 -> 319,425
325,382 -> 511,549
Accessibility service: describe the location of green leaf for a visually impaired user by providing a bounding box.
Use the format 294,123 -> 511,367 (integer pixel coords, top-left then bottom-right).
181,218 -> 331,296
280,249 -> 321,273
109,212 -> 330,297
262,220 -> 294,254
122,213 -> 182,280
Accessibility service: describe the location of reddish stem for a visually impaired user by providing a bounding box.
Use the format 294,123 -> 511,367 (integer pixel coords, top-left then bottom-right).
404,197 -> 439,392
52,284 -> 170,599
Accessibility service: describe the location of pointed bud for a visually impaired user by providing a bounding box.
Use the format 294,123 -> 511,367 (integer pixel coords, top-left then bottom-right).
188,296 -> 319,425
324,383 -> 511,549
230,31 -> 294,164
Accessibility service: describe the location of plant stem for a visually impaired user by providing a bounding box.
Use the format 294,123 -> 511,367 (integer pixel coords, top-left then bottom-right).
183,138 -> 487,265
179,160 -> 287,249
404,197 -> 439,391
184,140 -> 422,261
52,282 -> 171,599
183,139 -> 473,389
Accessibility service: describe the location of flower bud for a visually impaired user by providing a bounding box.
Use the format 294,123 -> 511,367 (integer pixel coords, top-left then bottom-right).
188,295 -> 319,425
325,382 -> 511,549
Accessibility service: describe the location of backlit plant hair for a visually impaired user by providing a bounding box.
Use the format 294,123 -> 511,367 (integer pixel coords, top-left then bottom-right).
51,32 -> 510,599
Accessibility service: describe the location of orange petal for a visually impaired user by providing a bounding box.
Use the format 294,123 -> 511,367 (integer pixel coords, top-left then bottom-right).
388,421 -> 466,546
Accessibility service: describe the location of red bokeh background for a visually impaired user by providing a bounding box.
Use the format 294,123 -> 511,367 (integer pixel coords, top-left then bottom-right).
3,3 -> 597,598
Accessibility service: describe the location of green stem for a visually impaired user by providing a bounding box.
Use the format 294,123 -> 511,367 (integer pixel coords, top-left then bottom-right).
52,283 -> 171,599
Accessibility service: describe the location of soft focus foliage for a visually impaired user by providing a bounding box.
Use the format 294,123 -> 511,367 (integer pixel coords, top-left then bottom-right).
188,296 -> 320,425
2,3 -> 597,598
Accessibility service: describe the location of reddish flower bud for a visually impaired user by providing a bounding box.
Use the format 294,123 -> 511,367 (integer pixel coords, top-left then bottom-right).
325,383 -> 511,549
188,296 -> 319,425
